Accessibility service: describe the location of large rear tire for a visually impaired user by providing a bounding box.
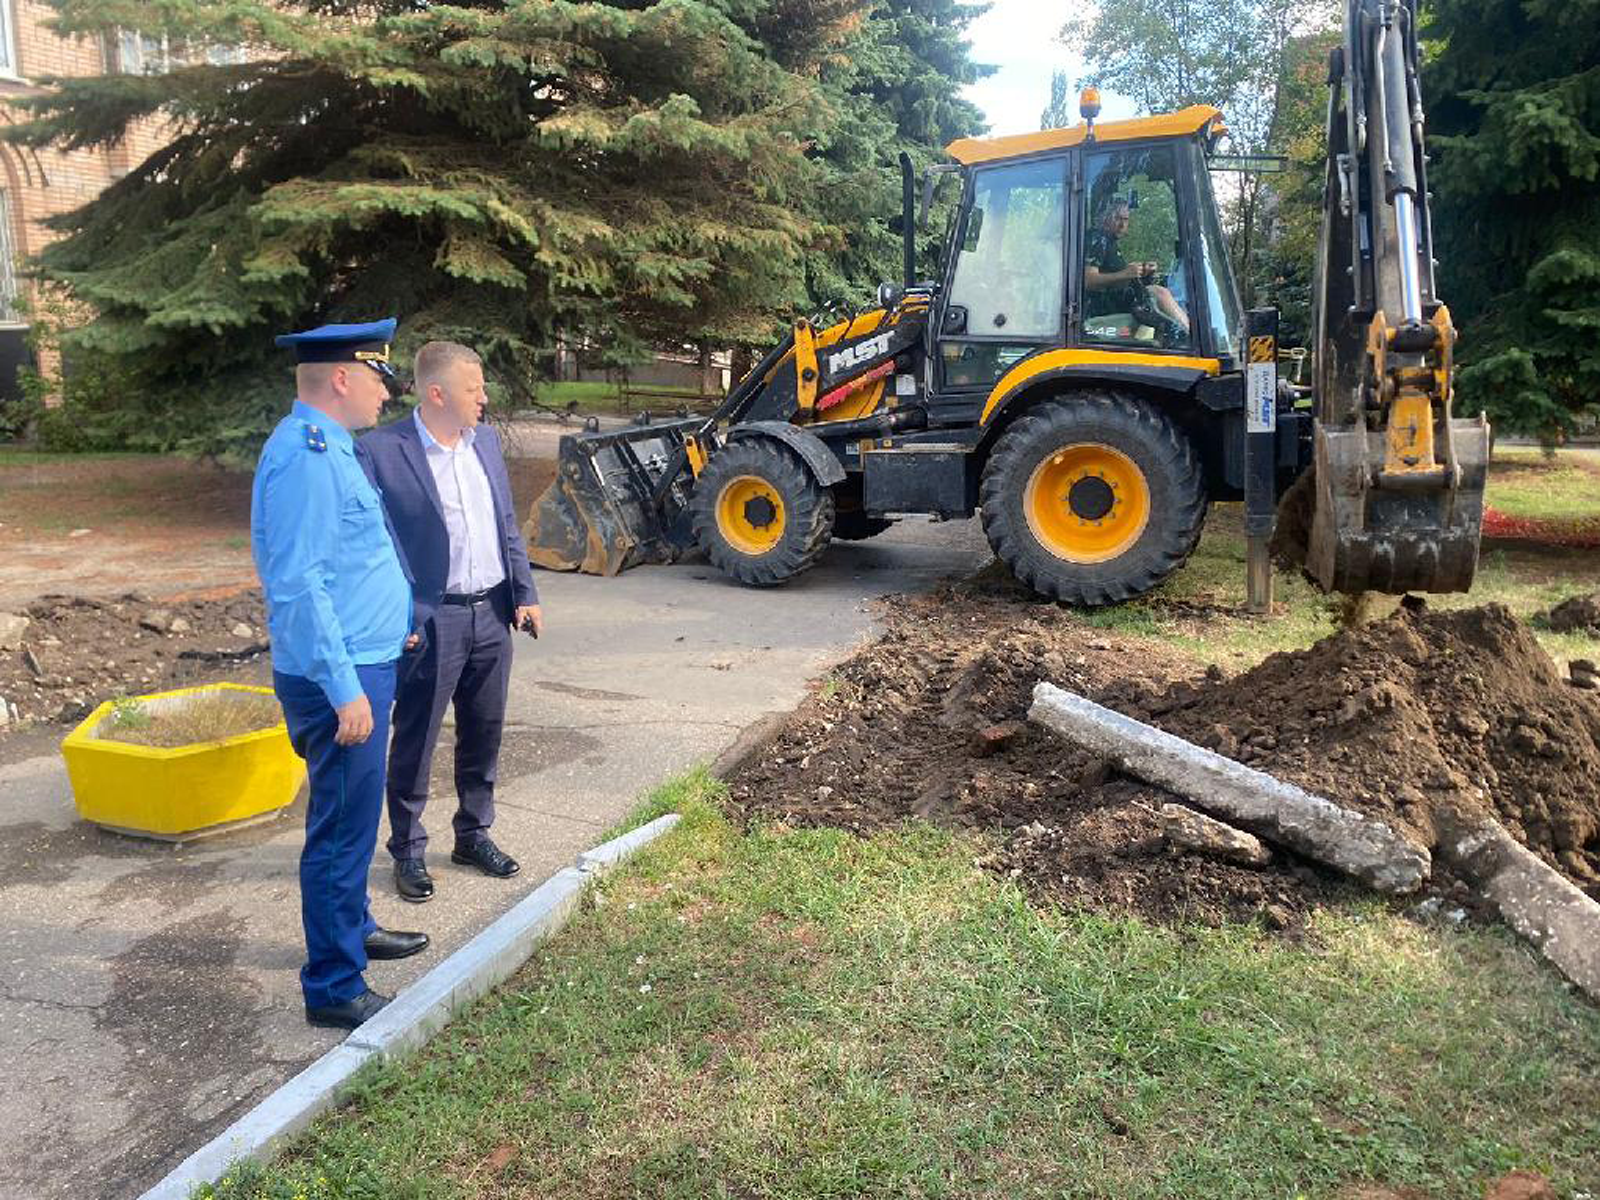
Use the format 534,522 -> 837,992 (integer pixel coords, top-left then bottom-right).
691,440 -> 835,586
979,392 -> 1206,605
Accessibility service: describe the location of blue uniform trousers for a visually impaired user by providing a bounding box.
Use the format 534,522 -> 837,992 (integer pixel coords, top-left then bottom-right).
275,661 -> 396,1009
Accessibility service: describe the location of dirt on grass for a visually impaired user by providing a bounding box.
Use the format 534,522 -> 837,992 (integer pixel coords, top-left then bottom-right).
1112,598 -> 1600,892
730,574 -> 1600,929
0,590 -> 269,725
1545,591 -> 1600,635
729,582 -> 1347,930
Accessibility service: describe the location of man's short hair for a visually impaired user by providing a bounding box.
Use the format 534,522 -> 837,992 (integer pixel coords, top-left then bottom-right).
414,341 -> 483,393
295,361 -> 343,392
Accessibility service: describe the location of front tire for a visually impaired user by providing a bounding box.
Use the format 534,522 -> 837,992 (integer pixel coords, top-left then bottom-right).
690,440 -> 835,586
979,392 -> 1205,605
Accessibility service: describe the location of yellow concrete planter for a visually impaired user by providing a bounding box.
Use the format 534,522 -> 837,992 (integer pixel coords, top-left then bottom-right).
61,683 -> 305,841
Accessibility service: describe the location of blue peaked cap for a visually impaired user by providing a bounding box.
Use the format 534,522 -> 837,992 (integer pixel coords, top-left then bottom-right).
275,318 -> 398,376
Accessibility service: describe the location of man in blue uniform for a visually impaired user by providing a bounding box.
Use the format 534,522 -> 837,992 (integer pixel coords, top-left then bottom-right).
251,318 -> 430,1030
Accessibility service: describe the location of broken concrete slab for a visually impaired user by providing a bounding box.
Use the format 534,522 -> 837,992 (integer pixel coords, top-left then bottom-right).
1159,803 -> 1272,867
1028,681 -> 1430,894
0,611 -> 28,650
1437,812 -> 1600,1005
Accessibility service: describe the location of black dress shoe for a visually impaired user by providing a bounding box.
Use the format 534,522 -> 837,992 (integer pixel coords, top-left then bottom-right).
364,927 -> 429,960
452,836 -> 520,878
394,857 -> 435,903
306,989 -> 391,1030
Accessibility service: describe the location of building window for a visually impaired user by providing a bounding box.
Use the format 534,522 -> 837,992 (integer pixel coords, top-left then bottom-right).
0,191 -> 21,325
116,29 -> 177,75
114,29 -> 244,74
0,1 -> 18,78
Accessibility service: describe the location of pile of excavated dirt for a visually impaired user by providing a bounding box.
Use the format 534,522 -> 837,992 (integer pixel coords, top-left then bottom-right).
730,586 -> 1600,928
1545,591 -> 1600,635
0,591 -> 269,726
729,590 -> 1348,930
1112,600 -> 1600,894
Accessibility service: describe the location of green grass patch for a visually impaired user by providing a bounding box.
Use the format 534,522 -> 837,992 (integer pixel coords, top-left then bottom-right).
201,774 -> 1600,1200
1486,449 -> 1600,524
539,381 -> 709,416
1082,504 -> 1338,669
0,447 -> 149,465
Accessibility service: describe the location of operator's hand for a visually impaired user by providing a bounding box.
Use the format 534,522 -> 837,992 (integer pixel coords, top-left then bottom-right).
514,604 -> 543,638
335,695 -> 374,746
404,633 -> 421,651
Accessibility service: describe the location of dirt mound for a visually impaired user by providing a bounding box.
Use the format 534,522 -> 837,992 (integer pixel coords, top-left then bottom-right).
0,590 -> 268,726
729,592 -> 1344,929
1545,592 -> 1600,634
1116,601 -> 1600,893
730,584 -> 1600,926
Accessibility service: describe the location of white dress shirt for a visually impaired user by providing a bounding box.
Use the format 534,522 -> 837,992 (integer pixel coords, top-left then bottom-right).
413,409 -> 506,594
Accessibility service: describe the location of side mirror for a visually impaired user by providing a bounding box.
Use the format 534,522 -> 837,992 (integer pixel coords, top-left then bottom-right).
942,305 -> 968,336
1127,188 -> 1140,210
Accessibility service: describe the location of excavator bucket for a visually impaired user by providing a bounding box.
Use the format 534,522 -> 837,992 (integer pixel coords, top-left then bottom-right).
1302,308 -> 1489,594
1306,416 -> 1489,594
524,419 -> 702,575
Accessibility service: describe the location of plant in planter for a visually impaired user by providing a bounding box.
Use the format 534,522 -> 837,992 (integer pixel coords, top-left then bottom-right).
61,683 -> 305,840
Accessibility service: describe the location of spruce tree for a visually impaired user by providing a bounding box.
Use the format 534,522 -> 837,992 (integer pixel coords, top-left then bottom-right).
798,0 -> 990,311
8,0 -> 955,457
1425,0 -> 1600,443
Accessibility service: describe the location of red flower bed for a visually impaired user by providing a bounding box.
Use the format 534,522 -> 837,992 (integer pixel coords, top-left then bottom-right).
1481,506 -> 1600,548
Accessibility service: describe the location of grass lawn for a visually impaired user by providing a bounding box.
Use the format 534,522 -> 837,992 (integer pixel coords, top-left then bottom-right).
537,381 -> 712,416
203,772 -> 1600,1200
1482,448 -> 1600,523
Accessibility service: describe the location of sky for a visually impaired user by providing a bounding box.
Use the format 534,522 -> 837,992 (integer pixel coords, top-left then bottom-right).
961,0 -> 1138,137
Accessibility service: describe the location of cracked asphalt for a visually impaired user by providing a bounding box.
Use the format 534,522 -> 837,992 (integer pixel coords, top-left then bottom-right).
0,518 -> 987,1199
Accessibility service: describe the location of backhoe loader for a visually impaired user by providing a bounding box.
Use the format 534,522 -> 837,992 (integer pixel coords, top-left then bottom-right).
526,0 -> 1487,605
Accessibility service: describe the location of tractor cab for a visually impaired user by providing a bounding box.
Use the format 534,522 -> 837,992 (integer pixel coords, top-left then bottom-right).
930,106 -> 1242,404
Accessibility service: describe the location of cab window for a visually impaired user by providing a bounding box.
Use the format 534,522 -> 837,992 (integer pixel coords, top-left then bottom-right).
946,158 -> 1066,341
1081,146 -> 1193,351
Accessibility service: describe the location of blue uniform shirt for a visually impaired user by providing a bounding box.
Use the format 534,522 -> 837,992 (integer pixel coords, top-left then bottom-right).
251,400 -> 412,707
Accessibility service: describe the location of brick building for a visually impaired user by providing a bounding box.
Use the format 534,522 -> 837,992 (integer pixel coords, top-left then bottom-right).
0,5 -> 226,401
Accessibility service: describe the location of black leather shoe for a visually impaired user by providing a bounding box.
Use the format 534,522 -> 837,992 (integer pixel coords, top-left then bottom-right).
364,927 -> 429,961
306,989 -> 391,1030
452,836 -> 520,878
394,857 -> 434,903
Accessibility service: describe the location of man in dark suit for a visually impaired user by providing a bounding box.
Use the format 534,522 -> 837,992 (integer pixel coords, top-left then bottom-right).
356,341 -> 542,902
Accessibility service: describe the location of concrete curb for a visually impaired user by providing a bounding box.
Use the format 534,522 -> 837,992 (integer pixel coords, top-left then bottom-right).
139,813 -> 681,1200
708,710 -> 790,781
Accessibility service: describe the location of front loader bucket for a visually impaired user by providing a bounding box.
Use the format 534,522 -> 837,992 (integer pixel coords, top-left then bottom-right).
1307,415 -> 1490,594
524,419 -> 702,576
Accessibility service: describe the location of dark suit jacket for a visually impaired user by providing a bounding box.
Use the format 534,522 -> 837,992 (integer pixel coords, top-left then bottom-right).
356,414 -> 538,632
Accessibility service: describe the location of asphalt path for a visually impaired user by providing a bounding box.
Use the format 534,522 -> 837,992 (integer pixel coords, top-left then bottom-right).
0,518 -> 988,1200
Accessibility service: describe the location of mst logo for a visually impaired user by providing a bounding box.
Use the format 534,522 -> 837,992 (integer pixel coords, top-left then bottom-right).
827,333 -> 892,376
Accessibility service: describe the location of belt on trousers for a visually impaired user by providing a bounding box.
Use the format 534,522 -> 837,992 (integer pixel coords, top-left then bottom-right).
440,581 -> 506,606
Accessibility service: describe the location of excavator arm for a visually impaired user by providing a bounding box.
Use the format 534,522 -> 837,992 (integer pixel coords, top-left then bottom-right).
1303,0 -> 1489,594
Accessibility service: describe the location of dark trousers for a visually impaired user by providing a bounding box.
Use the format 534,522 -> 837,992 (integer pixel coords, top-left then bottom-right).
274,661 -> 395,1010
386,597 -> 512,861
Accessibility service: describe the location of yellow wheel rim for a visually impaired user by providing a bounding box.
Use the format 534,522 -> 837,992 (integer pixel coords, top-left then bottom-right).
1024,443 -> 1151,564
716,475 -> 787,555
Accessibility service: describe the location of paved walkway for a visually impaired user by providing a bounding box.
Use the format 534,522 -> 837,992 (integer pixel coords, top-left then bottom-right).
0,520 -> 987,1199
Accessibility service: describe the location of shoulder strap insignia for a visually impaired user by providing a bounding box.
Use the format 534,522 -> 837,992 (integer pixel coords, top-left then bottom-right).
303,422 -> 327,453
